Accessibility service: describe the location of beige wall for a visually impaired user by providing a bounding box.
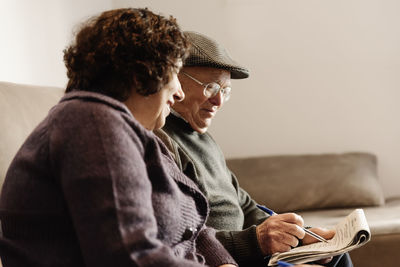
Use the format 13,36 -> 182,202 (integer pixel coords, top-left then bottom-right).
0,0 -> 111,87
115,0 -> 400,198
1,0 -> 399,197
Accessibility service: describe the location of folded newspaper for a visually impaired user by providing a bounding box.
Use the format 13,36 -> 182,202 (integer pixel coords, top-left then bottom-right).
268,209 -> 371,266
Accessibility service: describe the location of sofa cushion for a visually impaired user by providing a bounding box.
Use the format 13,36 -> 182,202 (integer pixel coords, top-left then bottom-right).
0,81 -> 64,190
298,197 -> 400,235
227,152 -> 385,213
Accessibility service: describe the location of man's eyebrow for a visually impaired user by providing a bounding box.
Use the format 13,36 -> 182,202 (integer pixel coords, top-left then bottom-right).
215,78 -> 231,87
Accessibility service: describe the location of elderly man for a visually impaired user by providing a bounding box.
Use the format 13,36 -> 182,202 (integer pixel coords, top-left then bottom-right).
158,31 -> 352,267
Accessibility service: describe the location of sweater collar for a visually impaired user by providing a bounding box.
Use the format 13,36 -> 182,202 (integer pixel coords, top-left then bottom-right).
166,112 -> 198,134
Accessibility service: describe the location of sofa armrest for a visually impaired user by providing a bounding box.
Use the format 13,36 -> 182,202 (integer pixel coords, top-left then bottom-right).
0,81 -> 64,192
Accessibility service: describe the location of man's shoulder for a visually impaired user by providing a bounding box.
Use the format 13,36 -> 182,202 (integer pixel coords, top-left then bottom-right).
154,129 -> 185,170
154,129 -> 176,155
163,113 -> 191,134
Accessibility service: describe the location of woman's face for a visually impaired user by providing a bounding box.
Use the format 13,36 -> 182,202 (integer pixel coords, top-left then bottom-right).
125,62 -> 185,131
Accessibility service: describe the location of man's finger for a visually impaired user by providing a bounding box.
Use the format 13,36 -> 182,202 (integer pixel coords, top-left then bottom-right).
309,227 -> 335,239
278,221 -> 305,240
302,227 -> 335,245
275,213 -> 304,227
266,215 -> 306,240
317,256 -> 333,264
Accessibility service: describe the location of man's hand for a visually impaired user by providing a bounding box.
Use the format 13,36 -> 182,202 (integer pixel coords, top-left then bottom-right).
256,213 -> 305,255
302,227 -> 336,264
296,265 -> 324,267
302,227 -> 335,245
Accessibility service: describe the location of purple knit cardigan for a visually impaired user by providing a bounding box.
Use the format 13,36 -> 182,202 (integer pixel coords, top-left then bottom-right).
0,91 -> 236,267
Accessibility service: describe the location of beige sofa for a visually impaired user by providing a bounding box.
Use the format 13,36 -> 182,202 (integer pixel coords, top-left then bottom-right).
0,81 -> 64,267
1,81 -> 400,267
227,154 -> 400,267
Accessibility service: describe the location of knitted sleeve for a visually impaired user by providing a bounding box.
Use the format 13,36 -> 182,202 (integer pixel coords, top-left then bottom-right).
211,171 -> 269,266
196,227 -> 238,267
230,172 -> 269,228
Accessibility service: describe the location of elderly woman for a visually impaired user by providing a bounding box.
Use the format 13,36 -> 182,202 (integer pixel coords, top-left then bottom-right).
0,8 -> 237,267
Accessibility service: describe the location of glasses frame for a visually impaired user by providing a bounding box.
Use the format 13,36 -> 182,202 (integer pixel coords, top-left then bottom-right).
181,71 -> 231,101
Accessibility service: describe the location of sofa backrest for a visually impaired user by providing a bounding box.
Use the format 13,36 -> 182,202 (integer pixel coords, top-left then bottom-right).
0,81 -> 64,192
227,152 -> 385,212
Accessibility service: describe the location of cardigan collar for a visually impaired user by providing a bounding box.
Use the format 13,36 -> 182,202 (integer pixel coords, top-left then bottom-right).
60,91 -> 132,116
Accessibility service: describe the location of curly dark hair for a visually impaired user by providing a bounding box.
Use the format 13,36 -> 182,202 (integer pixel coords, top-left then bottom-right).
64,8 -> 189,101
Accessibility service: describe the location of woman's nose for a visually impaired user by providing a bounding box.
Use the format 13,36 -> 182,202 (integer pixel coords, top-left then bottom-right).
174,82 -> 185,102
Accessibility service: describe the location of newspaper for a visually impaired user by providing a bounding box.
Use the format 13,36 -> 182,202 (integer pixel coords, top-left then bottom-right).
268,209 -> 371,266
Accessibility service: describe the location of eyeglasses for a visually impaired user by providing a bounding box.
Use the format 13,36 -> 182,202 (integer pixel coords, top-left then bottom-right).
182,71 -> 231,101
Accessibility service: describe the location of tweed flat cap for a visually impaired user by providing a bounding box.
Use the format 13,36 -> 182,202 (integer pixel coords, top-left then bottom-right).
184,31 -> 249,79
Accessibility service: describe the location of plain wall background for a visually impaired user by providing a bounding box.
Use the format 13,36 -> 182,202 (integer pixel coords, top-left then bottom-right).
1,0 -> 399,198
0,0 -> 112,86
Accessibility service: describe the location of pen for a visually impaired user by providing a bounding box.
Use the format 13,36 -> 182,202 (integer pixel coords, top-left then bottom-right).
256,204 -> 328,243
277,260 -> 294,266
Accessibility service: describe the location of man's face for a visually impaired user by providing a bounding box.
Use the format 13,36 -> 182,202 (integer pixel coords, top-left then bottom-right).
173,66 -> 231,133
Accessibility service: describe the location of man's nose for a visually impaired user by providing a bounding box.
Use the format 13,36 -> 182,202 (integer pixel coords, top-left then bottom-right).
208,91 -> 223,107
174,83 -> 185,102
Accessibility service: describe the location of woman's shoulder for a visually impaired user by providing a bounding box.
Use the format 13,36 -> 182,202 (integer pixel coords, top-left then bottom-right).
56,91 -> 129,115
57,91 -> 160,140
49,91 -> 137,126
46,91 -> 140,137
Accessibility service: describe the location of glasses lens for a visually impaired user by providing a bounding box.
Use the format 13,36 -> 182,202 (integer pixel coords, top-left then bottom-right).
204,84 -> 232,101
204,83 -> 221,98
222,87 -> 231,101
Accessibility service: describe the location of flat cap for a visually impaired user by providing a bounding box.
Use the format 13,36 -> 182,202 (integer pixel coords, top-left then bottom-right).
184,31 -> 249,79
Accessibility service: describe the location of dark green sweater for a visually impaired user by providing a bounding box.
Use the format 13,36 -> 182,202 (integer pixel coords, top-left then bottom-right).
162,114 -> 269,267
